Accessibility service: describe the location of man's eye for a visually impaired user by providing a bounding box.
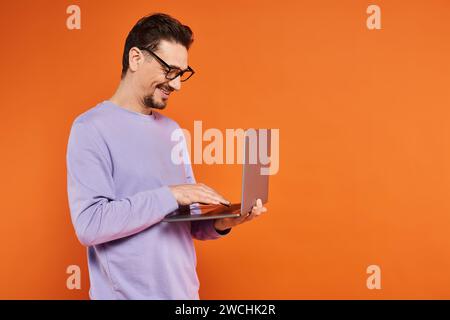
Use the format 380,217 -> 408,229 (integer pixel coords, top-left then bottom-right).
168,69 -> 181,77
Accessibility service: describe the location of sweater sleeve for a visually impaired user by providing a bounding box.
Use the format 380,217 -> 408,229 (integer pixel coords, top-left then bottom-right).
66,121 -> 179,246
177,132 -> 231,240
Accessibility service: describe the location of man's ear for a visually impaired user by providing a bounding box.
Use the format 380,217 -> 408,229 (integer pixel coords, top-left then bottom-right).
128,47 -> 144,73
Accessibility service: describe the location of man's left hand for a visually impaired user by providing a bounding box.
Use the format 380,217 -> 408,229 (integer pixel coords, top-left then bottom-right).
214,198 -> 268,232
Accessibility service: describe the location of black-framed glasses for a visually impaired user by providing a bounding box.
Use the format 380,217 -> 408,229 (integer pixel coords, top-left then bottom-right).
138,47 -> 195,82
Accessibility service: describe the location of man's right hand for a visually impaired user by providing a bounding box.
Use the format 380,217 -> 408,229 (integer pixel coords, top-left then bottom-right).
168,183 -> 231,206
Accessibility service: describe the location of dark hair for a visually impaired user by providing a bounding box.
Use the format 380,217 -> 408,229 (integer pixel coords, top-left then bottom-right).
121,13 -> 194,79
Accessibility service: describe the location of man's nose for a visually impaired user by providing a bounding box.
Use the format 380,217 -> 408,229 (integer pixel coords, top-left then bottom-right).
168,76 -> 181,91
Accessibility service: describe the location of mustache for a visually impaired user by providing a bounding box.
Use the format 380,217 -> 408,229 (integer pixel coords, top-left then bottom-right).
156,84 -> 173,92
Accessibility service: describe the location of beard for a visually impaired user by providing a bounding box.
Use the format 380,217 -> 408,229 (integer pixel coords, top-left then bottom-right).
142,84 -> 170,110
142,93 -> 166,110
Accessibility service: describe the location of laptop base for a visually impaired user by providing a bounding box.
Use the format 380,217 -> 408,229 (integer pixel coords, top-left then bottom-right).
163,203 -> 242,222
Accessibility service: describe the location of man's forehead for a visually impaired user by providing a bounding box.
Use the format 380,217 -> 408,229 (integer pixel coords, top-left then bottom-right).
155,40 -> 189,70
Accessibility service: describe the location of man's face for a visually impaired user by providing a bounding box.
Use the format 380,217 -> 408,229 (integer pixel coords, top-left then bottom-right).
133,40 -> 189,110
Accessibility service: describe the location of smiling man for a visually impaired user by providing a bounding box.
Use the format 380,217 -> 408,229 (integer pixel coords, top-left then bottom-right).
66,13 -> 267,300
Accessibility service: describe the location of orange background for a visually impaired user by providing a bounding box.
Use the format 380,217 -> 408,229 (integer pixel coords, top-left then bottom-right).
1,0 -> 450,299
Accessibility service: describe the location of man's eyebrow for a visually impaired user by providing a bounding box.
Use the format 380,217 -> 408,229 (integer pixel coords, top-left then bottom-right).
168,64 -> 182,69
168,64 -> 188,70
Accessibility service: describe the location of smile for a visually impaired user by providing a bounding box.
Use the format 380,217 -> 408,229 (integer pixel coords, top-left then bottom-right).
159,87 -> 170,99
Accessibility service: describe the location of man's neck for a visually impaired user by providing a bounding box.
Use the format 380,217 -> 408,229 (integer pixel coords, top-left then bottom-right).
109,83 -> 152,116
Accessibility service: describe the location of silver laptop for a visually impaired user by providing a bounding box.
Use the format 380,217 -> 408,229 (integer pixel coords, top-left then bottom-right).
162,129 -> 270,222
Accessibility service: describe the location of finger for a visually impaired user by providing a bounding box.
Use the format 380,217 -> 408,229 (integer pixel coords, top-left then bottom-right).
250,210 -> 261,218
209,188 -> 231,205
252,209 -> 263,217
196,194 -> 221,205
254,203 -> 267,211
214,194 -> 231,205
206,192 -> 229,205
201,192 -> 222,204
250,206 -> 266,218
213,191 -> 231,205
185,186 -> 226,206
252,204 -> 266,213
199,183 -> 217,192
256,199 -> 262,208
198,186 -> 230,205
195,188 -> 223,204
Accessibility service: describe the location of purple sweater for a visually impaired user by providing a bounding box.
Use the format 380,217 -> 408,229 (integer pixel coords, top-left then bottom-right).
66,100 -> 229,299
